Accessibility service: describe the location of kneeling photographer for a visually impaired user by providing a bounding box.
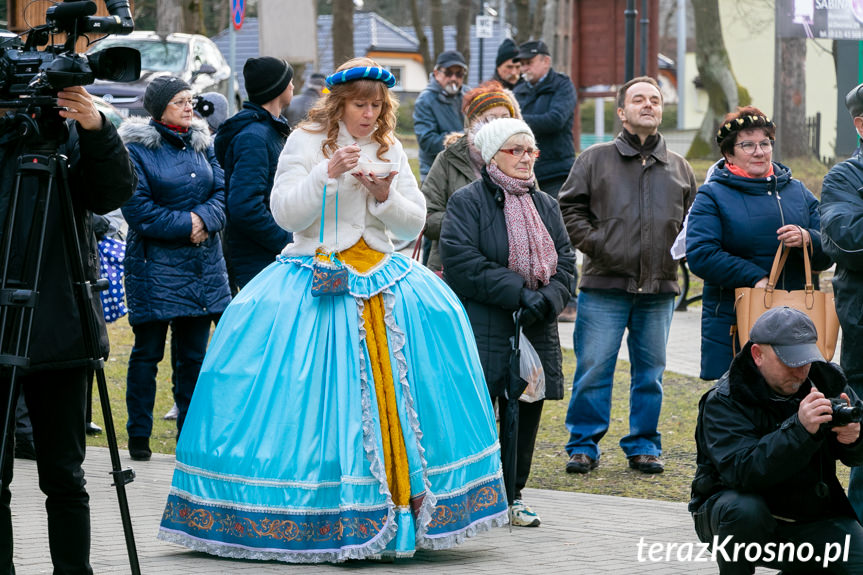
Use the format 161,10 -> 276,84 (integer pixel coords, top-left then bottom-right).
690,306 -> 863,574
0,87 -> 136,573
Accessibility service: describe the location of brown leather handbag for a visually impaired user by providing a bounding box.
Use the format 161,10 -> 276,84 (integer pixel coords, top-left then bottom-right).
734,243 -> 839,361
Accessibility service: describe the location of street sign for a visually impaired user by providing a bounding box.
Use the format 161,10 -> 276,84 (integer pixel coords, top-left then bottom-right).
476,15 -> 494,39
232,0 -> 245,30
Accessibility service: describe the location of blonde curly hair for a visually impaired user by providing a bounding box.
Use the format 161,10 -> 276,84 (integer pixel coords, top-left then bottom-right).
302,57 -> 398,161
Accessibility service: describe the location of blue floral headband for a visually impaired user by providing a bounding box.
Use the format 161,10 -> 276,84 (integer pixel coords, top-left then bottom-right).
326,66 -> 396,89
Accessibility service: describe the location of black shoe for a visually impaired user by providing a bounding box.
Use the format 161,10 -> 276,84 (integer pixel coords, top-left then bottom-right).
566,453 -> 598,474
14,436 -> 36,460
128,436 -> 151,461
628,454 -> 664,474
85,421 -> 102,435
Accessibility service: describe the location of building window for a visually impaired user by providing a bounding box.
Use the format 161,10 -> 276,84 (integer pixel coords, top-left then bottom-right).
385,66 -> 403,90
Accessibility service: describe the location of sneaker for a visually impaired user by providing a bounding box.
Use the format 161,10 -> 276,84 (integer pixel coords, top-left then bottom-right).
510,500 -> 541,527
128,436 -> 151,461
566,453 -> 598,474
163,403 -> 179,420
85,421 -> 102,435
628,454 -> 664,474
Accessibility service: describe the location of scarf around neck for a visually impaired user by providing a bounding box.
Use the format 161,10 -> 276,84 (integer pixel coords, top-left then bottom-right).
487,163 -> 557,290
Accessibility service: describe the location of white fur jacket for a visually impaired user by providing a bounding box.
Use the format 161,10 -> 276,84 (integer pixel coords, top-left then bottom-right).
271,122 -> 426,256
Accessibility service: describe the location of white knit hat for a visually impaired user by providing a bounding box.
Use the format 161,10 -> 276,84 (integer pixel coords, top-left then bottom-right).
473,118 -> 535,164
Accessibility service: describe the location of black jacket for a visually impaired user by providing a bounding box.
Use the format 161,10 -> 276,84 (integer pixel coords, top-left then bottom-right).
690,346 -> 863,523
513,68 -> 576,183
438,168 -> 575,399
215,102 -> 292,287
0,115 -> 136,370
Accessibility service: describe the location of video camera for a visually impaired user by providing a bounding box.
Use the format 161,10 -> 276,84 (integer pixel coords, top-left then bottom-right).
828,398 -> 863,428
0,0 -> 139,103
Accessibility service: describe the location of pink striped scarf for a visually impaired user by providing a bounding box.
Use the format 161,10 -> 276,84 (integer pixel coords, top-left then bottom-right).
487,163 -> 557,289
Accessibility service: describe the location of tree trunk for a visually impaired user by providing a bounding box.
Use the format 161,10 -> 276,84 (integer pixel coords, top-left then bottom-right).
409,0 -> 433,75
430,0 -> 444,62
332,0 -> 355,70
774,37 -> 808,158
156,0 -> 184,34
687,0 -> 750,159
532,0 -> 547,42
455,1 -> 471,68
514,0 -> 530,43
185,0 -> 208,34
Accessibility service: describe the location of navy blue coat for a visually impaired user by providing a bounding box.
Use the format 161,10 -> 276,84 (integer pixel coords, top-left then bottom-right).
214,102 -> 292,287
820,150 -> 863,384
439,168 -> 576,399
413,77 -> 466,178
513,68 -> 576,184
119,119 -> 231,325
686,160 -> 830,380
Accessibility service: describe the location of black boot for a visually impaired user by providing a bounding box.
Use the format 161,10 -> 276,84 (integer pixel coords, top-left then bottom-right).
128,436 -> 151,461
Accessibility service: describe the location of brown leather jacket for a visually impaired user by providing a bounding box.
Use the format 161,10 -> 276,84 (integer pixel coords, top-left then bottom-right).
558,131 -> 696,294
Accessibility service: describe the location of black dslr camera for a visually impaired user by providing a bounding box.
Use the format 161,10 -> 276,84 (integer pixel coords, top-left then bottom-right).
828,398 -> 863,428
0,0 -> 139,102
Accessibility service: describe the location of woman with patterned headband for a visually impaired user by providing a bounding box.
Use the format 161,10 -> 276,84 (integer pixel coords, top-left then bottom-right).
158,57 -> 507,562
685,105 -> 832,380
422,80 -> 520,273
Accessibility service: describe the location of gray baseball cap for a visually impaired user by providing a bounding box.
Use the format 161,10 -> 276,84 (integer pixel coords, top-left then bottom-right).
749,307 -> 824,367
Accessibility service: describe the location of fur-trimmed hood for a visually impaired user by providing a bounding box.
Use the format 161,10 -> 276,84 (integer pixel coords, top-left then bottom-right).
118,116 -> 211,153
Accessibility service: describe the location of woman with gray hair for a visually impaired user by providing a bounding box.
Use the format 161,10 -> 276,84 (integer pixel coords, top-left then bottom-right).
439,118 -> 575,527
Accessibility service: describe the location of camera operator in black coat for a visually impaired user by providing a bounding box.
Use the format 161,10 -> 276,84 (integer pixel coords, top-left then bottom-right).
0,86 -> 137,574
690,306 -> 863,574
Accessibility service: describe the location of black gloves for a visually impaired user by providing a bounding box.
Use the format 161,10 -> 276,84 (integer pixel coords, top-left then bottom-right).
519,288 -> 549,326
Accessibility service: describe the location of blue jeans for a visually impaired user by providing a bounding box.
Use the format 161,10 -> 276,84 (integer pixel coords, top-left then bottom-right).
565,289 -> 674,460
126,316 -> 214,439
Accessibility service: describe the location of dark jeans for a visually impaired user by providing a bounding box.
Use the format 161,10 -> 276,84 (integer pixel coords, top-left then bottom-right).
496,397 -> 544,501
125,316 -> 214,439
538,175 -> 568,199
693,490 -> 863,574
1,367 -> 92,575
14,395 -> 30,442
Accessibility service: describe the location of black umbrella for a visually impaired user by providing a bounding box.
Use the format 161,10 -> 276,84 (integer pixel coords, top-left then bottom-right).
501,311 -> 530,511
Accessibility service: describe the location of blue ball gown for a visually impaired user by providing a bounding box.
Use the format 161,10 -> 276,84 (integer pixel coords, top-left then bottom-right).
157,243 -> 508,562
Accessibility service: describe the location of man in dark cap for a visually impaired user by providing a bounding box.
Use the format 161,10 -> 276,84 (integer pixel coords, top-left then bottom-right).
492,38 -> 521,90
413,49 -> 468,180
689,307 -> 863,574
820,81 -> 863,524
284,73 -> 326,128
214,56 -> 293,291
512,39 -> 576,198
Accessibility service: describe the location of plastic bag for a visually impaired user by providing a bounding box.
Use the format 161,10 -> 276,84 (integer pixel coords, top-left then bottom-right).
517,331 -> 545,403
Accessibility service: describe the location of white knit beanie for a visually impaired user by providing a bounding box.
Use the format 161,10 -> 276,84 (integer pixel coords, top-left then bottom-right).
473,118 -> 535,164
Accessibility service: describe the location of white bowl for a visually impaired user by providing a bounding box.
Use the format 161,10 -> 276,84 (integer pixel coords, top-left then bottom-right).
354,160 -> 399,178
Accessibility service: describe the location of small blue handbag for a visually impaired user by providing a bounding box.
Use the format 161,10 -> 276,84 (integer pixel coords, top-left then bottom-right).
311,184 -> 349,297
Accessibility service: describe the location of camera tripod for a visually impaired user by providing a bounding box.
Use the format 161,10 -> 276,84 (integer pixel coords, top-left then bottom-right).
0,111 -> 140,574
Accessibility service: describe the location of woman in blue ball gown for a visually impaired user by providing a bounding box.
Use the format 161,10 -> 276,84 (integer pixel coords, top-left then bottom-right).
157,57 -> 507,563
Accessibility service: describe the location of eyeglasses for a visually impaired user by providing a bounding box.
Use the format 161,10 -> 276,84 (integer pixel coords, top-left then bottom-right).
734,139 -> 774,155
499,146 -> 540,159
442,69 -> 465,79
168,98 -> 198,109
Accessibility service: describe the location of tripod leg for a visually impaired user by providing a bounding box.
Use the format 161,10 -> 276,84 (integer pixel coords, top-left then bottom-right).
49,156 -> 140,574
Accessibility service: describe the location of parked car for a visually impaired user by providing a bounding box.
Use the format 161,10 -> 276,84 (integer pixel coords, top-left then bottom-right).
85,31 -> 239,117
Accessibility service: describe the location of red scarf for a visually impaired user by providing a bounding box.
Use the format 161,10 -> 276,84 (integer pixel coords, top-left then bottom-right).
726,162 -> 774,179
157,121 -> 189,134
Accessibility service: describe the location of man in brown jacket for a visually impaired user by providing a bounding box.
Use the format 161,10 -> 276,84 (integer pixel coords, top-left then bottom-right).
559,76 -> 696,475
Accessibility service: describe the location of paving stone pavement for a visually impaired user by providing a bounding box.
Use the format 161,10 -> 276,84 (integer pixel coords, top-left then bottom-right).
13,307 -> 798,574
